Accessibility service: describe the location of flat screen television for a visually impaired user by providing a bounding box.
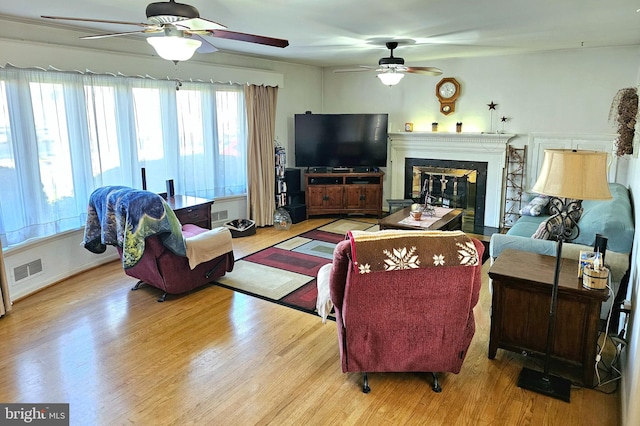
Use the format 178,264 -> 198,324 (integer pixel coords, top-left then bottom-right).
294,113 -> 388,168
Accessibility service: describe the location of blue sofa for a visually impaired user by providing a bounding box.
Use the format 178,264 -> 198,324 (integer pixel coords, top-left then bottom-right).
490,183 -> 635,318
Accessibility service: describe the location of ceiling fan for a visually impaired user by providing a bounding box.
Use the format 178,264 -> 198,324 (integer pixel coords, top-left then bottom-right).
41,0 -> 289,62
335,41 -> 442,86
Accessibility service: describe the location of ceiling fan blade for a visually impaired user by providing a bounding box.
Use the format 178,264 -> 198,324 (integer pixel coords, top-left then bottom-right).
175,17 -> 226,31
406,66 -> 443,76
81,29 -> 160,40
41,15 -> 151,28
333,66 -> 376,73
207,30 -> 289,48
189,34 -> 219,54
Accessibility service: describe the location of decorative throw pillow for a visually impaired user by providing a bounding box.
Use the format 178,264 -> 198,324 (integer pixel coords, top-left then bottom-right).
519,194 -> 550,216
532,201 -> 584,240
532,215 -> 557,239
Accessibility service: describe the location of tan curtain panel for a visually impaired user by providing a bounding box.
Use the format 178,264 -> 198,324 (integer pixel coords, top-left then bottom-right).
0,240 -> 12,317
245,84 -> 278,227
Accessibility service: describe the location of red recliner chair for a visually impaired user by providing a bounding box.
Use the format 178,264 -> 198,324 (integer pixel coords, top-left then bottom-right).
328,229 -> 484,393
120,224 -> 234,302
83,186 -> 234,302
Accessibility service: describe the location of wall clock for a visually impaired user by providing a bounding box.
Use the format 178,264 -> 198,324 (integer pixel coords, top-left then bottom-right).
436,77 -> 461,115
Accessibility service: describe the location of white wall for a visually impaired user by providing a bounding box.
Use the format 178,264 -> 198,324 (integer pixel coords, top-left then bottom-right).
0,19 -> 323,301
5,231 -> 119,300
322,46 -> 640,137
622,155 -> 639,425
322,45 -> 640,201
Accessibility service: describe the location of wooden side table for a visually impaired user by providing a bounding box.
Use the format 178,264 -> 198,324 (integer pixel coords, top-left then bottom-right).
488,248 -> 609,387
166,195 -> 214,229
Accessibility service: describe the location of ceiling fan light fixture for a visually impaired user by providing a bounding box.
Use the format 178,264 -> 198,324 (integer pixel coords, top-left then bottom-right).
377,71 -> 404,86
147,36 -> 202,61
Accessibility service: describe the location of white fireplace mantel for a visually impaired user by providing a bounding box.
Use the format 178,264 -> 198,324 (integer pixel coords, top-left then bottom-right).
388,132 -> 516,228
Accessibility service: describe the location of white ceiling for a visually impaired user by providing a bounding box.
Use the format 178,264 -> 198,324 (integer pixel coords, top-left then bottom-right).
2,0 -> 640,68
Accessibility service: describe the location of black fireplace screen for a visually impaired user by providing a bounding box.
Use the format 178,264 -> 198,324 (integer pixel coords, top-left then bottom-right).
412,167 -> 475,209
405,158 -> 488,231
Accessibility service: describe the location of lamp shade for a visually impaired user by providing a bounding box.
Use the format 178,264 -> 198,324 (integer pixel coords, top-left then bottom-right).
147,36 -> 202,62
377,72 -> 404,86
532,149 -> 612,200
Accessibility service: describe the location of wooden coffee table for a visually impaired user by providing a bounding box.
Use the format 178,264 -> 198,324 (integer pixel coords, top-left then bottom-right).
378,206 -> 463,231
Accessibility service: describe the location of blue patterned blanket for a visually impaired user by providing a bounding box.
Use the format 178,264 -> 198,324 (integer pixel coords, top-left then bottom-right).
83,186 -> 186,269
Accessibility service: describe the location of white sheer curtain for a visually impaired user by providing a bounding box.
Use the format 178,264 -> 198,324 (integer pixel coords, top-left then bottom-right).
0,66 -> 247,248
0,238 -> 11,317
175,83 -> 247,199
0,68 -> 96,245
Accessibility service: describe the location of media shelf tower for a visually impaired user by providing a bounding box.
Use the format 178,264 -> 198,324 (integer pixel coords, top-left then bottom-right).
274,145 -> 306,223
275,146 -> 287,208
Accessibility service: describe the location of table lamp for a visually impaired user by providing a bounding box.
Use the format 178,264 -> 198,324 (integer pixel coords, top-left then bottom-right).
517,149 -> 612,402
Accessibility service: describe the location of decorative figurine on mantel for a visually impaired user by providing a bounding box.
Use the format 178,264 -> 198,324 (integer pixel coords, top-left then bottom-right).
500,116 -> 509,133
487,101 -> 498,133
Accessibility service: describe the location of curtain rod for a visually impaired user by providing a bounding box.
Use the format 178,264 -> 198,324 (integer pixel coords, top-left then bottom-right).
0,63 -> 248,87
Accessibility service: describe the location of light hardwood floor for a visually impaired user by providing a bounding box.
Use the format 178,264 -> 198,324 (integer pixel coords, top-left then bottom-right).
0,218 -> 620,425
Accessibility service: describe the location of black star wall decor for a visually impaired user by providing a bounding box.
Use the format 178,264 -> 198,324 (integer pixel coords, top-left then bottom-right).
487,101 -> 498,132
500,116 -> 510,133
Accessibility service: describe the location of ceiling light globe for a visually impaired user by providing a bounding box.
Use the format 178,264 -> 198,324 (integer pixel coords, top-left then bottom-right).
377,72 -> 404,86
147,36 -> 202,62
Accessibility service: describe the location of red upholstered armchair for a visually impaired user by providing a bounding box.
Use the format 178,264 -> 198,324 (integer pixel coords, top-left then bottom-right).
328,229 -> 484,393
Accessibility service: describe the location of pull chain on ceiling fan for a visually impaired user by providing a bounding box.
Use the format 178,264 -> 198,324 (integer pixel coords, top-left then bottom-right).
42,0 -> 288,62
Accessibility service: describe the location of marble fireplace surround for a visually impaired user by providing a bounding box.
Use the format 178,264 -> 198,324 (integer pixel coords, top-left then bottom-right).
388,132 -> 516,228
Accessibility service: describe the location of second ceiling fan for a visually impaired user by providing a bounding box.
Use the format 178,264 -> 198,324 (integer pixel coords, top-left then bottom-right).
335,41 -> 442,86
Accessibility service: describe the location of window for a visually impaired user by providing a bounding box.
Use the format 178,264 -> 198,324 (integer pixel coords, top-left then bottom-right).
0,67 -> 247,248
85,85 -> 120,176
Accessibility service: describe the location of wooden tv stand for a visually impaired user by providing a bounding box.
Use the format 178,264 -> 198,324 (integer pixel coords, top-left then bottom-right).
304,171 -> 384,218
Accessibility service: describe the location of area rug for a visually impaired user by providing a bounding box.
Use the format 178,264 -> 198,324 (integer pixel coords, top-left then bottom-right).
214,219 -> 378,316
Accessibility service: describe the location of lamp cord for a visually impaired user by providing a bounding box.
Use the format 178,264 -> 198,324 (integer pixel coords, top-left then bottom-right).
595,280 -> 614,386
593,272 -> 630,393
